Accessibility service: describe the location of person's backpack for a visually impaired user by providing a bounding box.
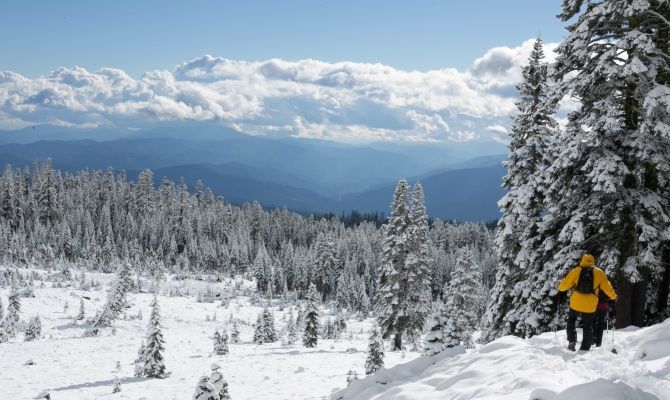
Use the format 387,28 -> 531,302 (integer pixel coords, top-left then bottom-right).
575,267 -> 595,294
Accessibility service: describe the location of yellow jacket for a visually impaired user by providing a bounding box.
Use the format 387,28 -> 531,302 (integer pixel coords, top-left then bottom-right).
558,255 -> 617,313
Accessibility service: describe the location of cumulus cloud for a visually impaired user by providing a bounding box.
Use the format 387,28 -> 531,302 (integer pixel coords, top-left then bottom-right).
0,39 -> 557,142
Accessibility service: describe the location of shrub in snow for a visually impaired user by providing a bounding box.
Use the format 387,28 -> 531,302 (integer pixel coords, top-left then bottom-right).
112,376 -> 121,393
24,316 -> 42,341
365,327 -> 385,375
346,369 -> 359,386
213,329 -> 229,355
193,364 -> 231,400
303,283 -> 320,348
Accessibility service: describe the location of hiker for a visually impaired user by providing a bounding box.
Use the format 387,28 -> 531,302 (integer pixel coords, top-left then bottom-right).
593,290 -> 614,347
558,254 -> 617,351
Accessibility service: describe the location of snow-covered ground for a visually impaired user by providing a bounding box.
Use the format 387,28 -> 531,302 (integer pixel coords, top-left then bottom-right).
333,318 -> 670,400
0,272 -> 418,400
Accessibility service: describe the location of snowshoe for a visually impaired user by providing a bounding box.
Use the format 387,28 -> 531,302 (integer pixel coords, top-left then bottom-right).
567,342 -> 576,351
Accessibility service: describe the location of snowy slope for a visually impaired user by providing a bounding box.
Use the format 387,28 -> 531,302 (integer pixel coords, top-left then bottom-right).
332,319 -> 670,400
0,271 -> 418,400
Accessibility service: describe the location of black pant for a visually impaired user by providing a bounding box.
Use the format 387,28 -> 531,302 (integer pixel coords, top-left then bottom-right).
567,308 -> 595,350
593,309 -> 607,347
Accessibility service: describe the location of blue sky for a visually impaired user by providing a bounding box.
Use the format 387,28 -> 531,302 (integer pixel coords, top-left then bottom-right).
1,1 -> 564,77
0,1 -> 566,142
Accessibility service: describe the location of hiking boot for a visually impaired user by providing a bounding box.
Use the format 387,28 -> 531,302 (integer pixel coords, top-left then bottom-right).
567,342 -> 576,351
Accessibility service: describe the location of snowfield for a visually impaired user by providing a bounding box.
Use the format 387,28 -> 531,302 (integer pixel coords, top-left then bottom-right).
0,272 -> 418,400
2,269 -> 670,400
332,319 -> 670,400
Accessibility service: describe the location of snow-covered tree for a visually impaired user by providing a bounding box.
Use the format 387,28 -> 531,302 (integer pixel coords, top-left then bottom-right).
230,322 -> 240,344
423,299 -> 446,356
303,283 -> 320,348
213,329 -> 229,355
253,308 -> 276,344
193,375 -> 217,400
365,326 -> 385,375
443,248 -> 482,348
77,299 -> 85,321
482,36 -> 557,342
139,297 -> 167,378
94,264 -> 132,328
133,340 -> 146,378
377,180 -> 431,350
24,315 -> 41,341
193,364 -> 231,400
5,282 -> 20,335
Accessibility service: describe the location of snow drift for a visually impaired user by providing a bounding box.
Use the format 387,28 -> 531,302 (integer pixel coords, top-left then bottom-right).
332,319 -> 670,400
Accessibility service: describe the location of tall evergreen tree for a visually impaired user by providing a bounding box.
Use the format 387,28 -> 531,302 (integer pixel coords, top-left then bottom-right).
303,283 -> 320,348
481,36 -> 558,342
405,183 -> 432,339
377,180 -> 412,350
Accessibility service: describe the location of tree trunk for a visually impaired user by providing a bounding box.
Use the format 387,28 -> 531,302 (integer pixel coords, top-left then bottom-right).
393,332 -> 402,351
616,274 -> 633,329
632,277 -> 648,327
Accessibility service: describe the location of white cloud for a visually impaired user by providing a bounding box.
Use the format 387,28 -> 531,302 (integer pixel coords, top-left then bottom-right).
0,39 -> 558,142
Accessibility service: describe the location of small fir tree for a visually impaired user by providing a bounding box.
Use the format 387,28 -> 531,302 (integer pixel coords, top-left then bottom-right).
77,299 -> 85,321
24,315 -> 42,341
213,329 -> 229,355
423,299 -> 446,356
365,327 -> 385,375
140,297 -> 167,378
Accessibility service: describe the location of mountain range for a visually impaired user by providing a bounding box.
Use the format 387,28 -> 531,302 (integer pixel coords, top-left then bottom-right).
0,124 -> 507,221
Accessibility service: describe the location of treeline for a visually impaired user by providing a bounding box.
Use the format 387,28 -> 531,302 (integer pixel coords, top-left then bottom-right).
0,159 -> 496,314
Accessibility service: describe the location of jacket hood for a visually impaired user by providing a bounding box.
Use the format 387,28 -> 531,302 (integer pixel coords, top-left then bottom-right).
580,254 -> 595,267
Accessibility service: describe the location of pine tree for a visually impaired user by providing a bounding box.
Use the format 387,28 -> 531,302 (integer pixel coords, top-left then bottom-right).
365,327 -> 385,375
482,36 -> 558,342
377,179 -> 412,350
303,283 -> 320,348
24,315 -> 42,341
5,282 -> 20,335
443,248 -> 482,348
230,321 -> 240,344
253,308 -> 276,344
133,340 -> 146,378
213,329 -> 229,355
405,183 -> 432,336
141,297 -> 167,378
193,375 -> 217,400
94,264 -> 131,328
194,364 -> 231,400
77,299 -> 85,321
210,364 -> 231,400
423,299 -> 446,356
